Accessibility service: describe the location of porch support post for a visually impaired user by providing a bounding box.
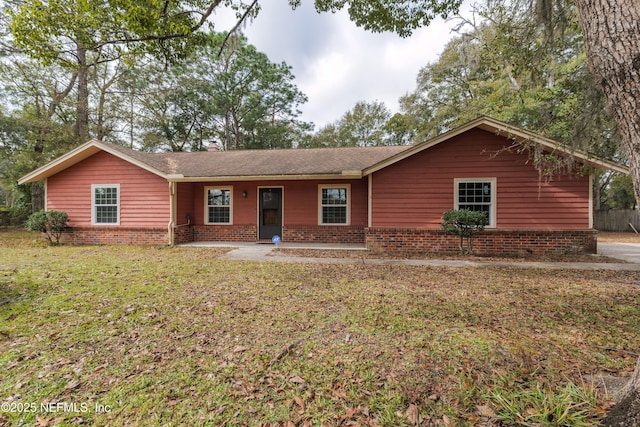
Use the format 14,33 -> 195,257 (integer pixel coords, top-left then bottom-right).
589,172 -> 594,229
168,181 -> 176,245
367,174 -> 372,227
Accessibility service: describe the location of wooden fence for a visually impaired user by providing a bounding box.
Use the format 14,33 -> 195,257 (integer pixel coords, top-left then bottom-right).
595,209 -> 640,232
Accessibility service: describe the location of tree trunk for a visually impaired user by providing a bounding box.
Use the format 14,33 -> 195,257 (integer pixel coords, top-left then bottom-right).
600,357 -> 640,426
96,88 -> 106,141
75,45 -> 90,142
573,0 -> 640,419
224,110 -> 231,151
574,0 -> 640,207
93,66 -> 120,142
617,357 -> 640,399
30,181 -> 44,213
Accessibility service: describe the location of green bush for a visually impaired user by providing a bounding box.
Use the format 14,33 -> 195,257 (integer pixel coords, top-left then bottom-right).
441,209 -> 488,253
25,210 -> 69,245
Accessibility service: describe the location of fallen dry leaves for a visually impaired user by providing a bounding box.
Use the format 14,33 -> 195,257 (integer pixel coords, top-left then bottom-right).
0,232 -> 638,425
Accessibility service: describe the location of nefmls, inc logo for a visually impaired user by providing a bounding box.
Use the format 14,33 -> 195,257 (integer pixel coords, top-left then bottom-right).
41,402 -> 89,413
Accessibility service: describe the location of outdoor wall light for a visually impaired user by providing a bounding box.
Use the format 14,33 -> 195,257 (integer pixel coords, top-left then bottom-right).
242,191 -> 248,198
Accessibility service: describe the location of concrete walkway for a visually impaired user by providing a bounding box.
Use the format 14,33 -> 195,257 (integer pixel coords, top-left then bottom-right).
598,242 -> 640,264
180,241 -> 640,271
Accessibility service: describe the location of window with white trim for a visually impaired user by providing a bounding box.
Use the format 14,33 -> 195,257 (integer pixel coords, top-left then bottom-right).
205,187 -> 232,224
92,184 -> 120,225
319,185 -> 350,225
455,179 -> 496,227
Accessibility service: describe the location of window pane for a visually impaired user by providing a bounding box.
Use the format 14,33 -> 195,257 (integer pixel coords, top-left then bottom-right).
208,207 -> 230,223
459,204 -> 490,215
322,206 -> 347,224
322,188 -> 347,205
96,206 -> 118,223
95,187 -> 117,205
458,182 -> 491,205
208,189 -> 230,206
262,191 -> 279,209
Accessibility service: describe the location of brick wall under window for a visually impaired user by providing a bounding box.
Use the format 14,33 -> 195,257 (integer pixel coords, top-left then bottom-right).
192,224 -> 257,242
283,225 -> 365,244
63,226 -> 168,245
365,228 -> 597,255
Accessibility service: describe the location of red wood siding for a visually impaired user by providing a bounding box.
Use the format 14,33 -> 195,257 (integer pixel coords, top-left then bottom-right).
186,179 -> 368,227
371,128 -> 591,229
47,151 -> 170,227
176,182 -> 194,225
190,182 -> 257,225
282,179 -> 368,226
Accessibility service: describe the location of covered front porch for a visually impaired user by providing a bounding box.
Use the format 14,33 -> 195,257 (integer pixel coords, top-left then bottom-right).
168,178 -> 370,246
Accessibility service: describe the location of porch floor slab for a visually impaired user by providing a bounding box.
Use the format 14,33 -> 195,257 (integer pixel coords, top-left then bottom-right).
180,241 -> 368,250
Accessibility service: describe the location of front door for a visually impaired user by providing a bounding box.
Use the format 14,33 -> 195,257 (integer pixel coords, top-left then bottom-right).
259,188 -> 282,240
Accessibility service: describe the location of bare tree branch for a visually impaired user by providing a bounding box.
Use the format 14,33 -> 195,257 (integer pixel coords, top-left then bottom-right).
218,0 -> 260,57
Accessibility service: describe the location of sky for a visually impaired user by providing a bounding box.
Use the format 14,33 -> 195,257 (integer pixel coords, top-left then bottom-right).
214,1 -> 469,131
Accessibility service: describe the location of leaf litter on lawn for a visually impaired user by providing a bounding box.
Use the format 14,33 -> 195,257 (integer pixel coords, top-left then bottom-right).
0,233 -> 638,425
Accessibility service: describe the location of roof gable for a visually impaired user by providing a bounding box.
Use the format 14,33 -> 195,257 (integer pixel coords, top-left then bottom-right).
18,140 -> 170,184
363,116 -> 629,175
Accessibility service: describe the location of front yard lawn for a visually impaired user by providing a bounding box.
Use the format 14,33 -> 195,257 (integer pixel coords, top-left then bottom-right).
1,231 -> 639,426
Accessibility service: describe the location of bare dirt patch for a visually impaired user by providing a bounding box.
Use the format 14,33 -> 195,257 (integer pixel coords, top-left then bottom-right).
598,231 -> 640,243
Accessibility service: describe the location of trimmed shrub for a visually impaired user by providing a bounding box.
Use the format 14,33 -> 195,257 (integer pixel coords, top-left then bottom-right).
25,210 -> 69,245
441,209 -> 488,253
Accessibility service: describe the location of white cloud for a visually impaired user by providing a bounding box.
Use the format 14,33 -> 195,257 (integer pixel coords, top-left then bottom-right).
215,1 -> 466,130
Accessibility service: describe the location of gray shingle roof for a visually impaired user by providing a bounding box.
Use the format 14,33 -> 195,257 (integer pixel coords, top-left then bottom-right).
104,143 -> 410,177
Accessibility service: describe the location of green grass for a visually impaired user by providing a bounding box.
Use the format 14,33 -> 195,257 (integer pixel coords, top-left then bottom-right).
489,377 -> 601,426
1,230 -> 639,426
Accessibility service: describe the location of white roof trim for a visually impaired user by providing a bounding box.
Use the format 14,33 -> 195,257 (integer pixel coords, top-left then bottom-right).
166,174 -> 361,183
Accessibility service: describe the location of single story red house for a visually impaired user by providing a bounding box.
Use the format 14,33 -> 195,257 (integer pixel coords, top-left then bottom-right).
18,117 -> 628,254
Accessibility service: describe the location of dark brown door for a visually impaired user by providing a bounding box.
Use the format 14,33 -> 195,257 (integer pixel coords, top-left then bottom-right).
259,188 -> 282,240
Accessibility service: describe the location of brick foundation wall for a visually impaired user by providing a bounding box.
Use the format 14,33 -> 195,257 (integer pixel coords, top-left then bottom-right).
282,225 -> 365,244
365,228 -> 597,255
174,225 -> 194,244
63,226 -> 169,245
189,224 -> 366,244
192,224 -> 257,242
59,225 -> 597,255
